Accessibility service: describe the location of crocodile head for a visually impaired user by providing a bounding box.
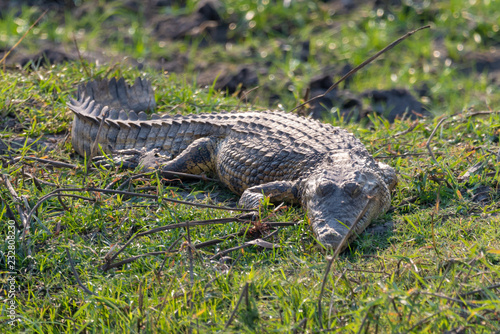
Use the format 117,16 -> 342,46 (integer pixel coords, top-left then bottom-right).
302,164 -> 394,250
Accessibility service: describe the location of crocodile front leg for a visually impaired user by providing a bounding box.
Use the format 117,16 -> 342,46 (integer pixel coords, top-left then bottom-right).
238,180 -> 300,208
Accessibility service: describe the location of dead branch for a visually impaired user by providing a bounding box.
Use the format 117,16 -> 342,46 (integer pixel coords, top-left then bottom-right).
224,282 -> 249,330
13,156 -> 78,169
156,235 -> 186,276
87,109 -> 110,174
375,153 -> 428,160
459,283 -> 500,298
463,109 -> 500,118
24,186 -> 256,243
236,86 -> 260,111
192,233 -> 240,249
210,228 -> 280,260
72,34 -> 91,78
186,219 -> 195,286
357,305 -> 377,334
159,170 -> 218,182
100,250 -> 176,271
405,311 -> 441,333
2,174 -> 30,250
85,187 -> 253,211
390,120 -> 419,139
419,291 -> 476,307
66,248 -> 97,296
105,173 -> 149,190
2,174 -> 21,201
425,116 -> 448,164
292,317 -> 308,334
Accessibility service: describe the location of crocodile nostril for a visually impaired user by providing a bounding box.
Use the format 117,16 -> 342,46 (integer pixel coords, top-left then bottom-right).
343,182 -> 361,198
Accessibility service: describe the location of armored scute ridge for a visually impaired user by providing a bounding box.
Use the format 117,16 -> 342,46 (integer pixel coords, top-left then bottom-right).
68,78 -> 397,249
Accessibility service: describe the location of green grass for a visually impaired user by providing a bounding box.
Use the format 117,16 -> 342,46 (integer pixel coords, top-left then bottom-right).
1,0 -> 499,333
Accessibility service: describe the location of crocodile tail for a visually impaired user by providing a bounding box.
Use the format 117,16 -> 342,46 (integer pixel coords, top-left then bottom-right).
68,77 -> 156,157
68,78 -> 229,159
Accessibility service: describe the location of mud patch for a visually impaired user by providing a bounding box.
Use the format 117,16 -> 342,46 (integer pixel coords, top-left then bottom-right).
0,45 -> 76,69
153,0 -> 230,44
197,64 -> 259,95
0,116 -> 24,133
20,48 -> 75,69
361,88 -> 431,122
459,50 -> 500,83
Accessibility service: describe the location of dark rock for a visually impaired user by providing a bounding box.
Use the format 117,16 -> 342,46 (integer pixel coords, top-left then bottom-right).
373,0 -> 402,9
318,0 -> 364,13
415,82 -> 431,98
307,73 -> 429,122
460,50 -> 500,75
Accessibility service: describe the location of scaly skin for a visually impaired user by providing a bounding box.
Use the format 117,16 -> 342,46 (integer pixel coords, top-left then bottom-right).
68,78 -> 397,249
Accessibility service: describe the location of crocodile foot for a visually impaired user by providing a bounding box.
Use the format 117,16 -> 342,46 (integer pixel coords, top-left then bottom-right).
93,148 -> 170,171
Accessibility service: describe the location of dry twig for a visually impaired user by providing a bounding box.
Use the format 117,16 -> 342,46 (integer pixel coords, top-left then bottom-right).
390,120 -> 419,138
13,156 -> 78,169
224,282 -> 250,330
425,116 -> 448,164
357,305 -> 377,334
66,248 -> 97,296
72,34 -> 91,78
459,282 -> 500,298
210,228 -> 279,260
292,317 -> 307,334
24,186 -> 255,243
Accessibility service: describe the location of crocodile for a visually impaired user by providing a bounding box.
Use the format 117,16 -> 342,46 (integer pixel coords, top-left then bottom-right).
68,77 -> 397,249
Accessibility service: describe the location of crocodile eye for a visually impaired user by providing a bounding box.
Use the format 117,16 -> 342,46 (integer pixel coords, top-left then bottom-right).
343,182 -> 361,198
316,182 -> 336,197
